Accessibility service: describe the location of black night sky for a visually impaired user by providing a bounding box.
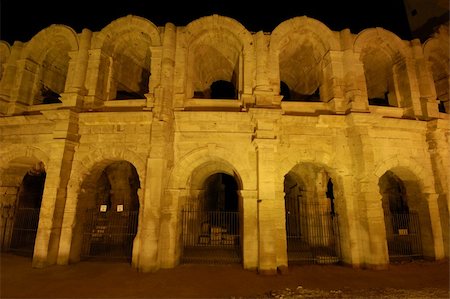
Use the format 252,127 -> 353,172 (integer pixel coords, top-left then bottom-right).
1,0 -> 412,45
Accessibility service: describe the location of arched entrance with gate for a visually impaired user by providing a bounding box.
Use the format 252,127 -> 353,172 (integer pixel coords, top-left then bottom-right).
284,163 -> 341,264
71,160 -> 140,262
0,158 -> 46,257
379,170 -> 426,261
181,162 -> 243,264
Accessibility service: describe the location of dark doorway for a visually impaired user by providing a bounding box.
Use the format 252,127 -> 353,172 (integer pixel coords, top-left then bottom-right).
284,171 -> 340,264
80,161 -> 140,262
380,171 -> 422,261
210,80 -> 236,99
9,170 -> 46,256
182,173 -> 241,264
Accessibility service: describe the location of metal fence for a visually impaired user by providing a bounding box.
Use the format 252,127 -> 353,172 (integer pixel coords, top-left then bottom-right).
81,209 -> 139,262
385,212 -> 422,260
286,203 -> 341,264
1,206 -> 40,257
181,208 -> 241,264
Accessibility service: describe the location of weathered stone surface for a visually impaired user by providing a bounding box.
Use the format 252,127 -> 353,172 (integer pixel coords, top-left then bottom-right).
0,15 -> 448,273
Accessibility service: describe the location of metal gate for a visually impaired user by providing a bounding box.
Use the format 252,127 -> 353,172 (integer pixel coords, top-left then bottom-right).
181,208 -> 241,264
286,203 -> 341,264
81,209 -> 138,262
385,212 -> 422,260
1,206 -> 40,257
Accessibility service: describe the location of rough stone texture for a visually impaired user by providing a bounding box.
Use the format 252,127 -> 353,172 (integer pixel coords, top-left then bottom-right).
0,15 -> 448,273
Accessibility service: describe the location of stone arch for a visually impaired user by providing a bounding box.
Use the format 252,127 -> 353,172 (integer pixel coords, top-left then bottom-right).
354,28 -> 411,108
168,146 -> 254,192
0,41 -> 11,81
373,156 -> 434,193
75,148 -> 146,194
92,15 -> 161,101
374,157 -> 439,259
282,160 -> 343,265
69,151 -> 144,263
183,14 -> 255,100
93,15 -> 161,50
270,16 -> 340,102
20,25 -> 79,105
0,147 -> 49,256
423,26 -> 449,113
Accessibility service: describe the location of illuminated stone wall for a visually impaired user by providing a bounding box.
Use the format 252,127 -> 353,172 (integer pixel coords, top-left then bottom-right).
0,15 -> 448,273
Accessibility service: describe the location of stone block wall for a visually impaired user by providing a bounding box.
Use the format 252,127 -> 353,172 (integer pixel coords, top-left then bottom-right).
0,15 -> 448,273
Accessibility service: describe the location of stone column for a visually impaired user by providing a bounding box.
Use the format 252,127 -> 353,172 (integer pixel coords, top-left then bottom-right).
32,110 -> 78,267
254,138 -> 278,274
341,29 -> 369,113
423,193 -> 445,260
346,115 -> 389,268
7,58 -> 39,114
239,189 -> 258,270
0,41 -> 24,115
136,157 -> 165,272
84,49 -> 111,108
322,50 -> 347,114
60,29 -> 92,108
427,119 -> 449,257
158,188 -> 181,268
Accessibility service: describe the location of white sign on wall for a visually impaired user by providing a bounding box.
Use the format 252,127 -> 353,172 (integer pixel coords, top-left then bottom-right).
100,205 -> 107,212
117,205 -> 123,212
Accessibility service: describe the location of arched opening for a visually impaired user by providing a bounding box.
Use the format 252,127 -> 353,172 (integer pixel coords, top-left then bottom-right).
1,161 -> 46,257
379,171 -> 423,261
361,47 -> 398,107
71,161 -> 140,263
284,164 -> 340,264
210,80 -> 236,99
182,172 -> 241,264
33,47 -> 69,105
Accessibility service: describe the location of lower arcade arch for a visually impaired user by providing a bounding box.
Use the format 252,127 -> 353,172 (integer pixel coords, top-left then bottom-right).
181,165 -> 243,264
0,158 -> 46,257
70,160 -> 140,263
283,163 -> 341,264
379,169 -> 431,261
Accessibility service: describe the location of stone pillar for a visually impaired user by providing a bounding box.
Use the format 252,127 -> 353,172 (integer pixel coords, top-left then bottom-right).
337,174 -> 362,266
423,193 -> 445,260
346,115 -> 389,268
60,29 -> 92,108
32,110 -> 78,267
427,119 -> 449,257
158,188 -> 181,268
239,189 -> 258,270
254,138 -> 278,274
84,49 -> 111,108
7,58 -> 40,114
322,50 -> 347,114
274,184 -> 288,269
136,157 -> 165,272
341,29 -> 369,113
0,41 -> 24,115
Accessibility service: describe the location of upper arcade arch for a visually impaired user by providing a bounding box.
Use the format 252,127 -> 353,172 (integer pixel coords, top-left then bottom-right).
182,15 -> 255,103
20,25 -> 79,105
167,146 -> 255,192
423,26 -> 449,114
269,17 -> 340,103
91,15 -> 162,102
354,28 -> 412,109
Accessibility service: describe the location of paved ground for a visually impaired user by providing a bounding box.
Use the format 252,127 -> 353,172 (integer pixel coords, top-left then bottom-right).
1,253 -> 449,298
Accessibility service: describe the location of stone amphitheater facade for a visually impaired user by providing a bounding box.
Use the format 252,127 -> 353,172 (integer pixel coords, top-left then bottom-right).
0,14 -> 448,274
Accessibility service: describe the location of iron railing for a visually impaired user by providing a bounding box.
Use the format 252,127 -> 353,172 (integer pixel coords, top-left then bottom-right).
0,206 -> 40,256
385,212 -> 422,260
81,209 -> 139,262
286,202 -> 341,264
181,208 -> 241,264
